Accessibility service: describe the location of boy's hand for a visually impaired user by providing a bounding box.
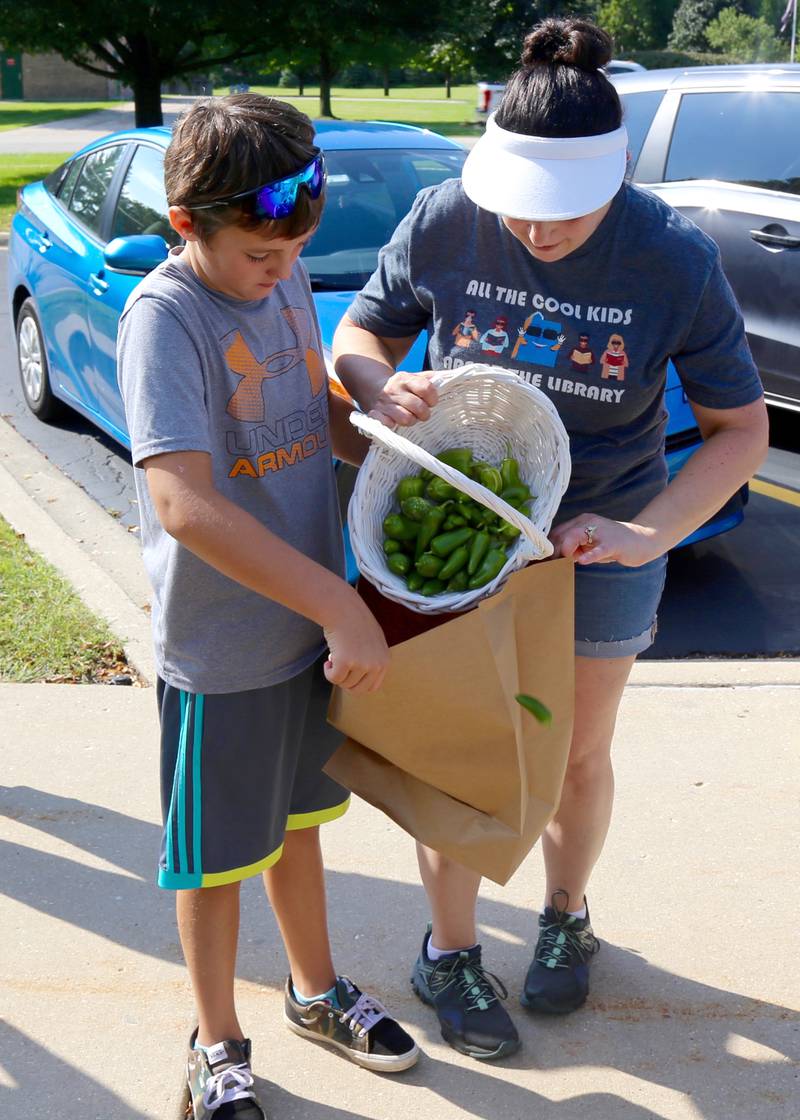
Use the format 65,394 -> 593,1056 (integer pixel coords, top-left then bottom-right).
323,589 -> 390,694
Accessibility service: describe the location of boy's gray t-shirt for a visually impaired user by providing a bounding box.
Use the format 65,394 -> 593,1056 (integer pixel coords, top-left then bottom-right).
348,179 -> 763,524
118,250 -> 343,694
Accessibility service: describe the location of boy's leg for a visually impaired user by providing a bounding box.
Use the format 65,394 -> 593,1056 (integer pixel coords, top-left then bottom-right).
416,843 -> 481,950
176,882 -> 243,1045
262,825 -> 335,996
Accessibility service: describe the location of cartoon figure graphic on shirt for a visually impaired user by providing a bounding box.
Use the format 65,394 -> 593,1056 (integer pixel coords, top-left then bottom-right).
451,310 -> 480,350
600,333 -> 629,381
479,316 -> 510,355
569,333 -> 596,373
510,311 -> 566,367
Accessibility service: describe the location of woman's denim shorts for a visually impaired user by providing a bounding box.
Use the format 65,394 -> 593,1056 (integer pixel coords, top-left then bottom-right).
574,554 -> 668,659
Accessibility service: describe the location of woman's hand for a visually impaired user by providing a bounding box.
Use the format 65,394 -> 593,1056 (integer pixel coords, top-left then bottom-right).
368,371 -> 438,427
550,514 -> 663,567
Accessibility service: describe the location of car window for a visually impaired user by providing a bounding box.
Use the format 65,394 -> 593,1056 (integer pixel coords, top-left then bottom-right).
666,91 -> 800,196
111,143 -> 180,246
55,158 -> 84,206
303,147 -> 465,290
67,145 -> 125,235
619,90 -> 665,172
44,160 -> 72,197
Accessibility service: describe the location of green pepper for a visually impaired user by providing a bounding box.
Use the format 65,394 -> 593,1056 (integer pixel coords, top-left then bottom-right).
396,476 -> 425,502
460,502 -> 486,526
467,530 -> 491,576
515,693 -> 553,727
387,552 -> 411,576
436,447 -> 473,475
415,552 -> 445,578
430,527 -> 474,557
383,538 -> 402,555
446,569 -> 469,592
500,447 -> 523,491
383,513 -> 419,541
476,465 -> 503,494
421,578 -> 445,596
438,544 -> 470,581
426,476 -> 456,502
415,504 -> 447,559
467,547 -> 507,589
470,459 -> 494,478
442,513 -> 467,530
407,571 -> 425,592
500,484 -> 531,506
401,495 -> 435,523
497,520 -> 521,541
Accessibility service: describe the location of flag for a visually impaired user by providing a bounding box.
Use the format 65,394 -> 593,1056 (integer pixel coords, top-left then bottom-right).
781,0 -> 796,34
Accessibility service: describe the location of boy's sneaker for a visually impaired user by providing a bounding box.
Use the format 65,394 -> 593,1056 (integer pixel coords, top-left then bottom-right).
283,976 -> 420,1072
411,929 -> 520,1061
185,1030 -> 266,1119
521,893 -> 600,1014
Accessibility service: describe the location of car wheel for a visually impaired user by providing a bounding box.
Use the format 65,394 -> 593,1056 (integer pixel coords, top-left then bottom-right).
16,298 -> 62,421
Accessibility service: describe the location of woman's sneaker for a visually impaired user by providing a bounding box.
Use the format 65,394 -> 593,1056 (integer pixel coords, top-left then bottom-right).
185,1030 -> 266,1119
283,976 -> 420,1072
521,893 -> 600,1014
411,929 -> 520,1061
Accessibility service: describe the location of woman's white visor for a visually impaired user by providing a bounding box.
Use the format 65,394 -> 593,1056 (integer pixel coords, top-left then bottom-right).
462,113 -> 628,222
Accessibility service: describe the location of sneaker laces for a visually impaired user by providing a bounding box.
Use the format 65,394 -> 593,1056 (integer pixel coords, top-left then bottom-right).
536,894 -> 599,971
429,952 -> 509,1012
340,991 -> 388,1037
202,1064 -> 255,1111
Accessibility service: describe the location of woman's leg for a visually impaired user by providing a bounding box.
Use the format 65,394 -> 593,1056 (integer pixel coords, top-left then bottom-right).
416,843 -> 481,950
262,825 -> 336,996
541,653 -> 636,909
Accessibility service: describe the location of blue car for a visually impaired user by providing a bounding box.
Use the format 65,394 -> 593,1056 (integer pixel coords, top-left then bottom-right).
8,119 -> 744,546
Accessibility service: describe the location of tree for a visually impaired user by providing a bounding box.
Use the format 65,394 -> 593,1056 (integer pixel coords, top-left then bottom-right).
598,0 -> 660,50
0,0 -> 268,127
668,0 -> 721,49
706,5 -> 785,56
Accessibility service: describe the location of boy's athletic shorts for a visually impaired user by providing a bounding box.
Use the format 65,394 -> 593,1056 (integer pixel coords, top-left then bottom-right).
358,553 -> 667,660
156,657 -> 348,889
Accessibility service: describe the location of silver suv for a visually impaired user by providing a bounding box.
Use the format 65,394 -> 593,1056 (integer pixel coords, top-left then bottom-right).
610,64 -> 800,413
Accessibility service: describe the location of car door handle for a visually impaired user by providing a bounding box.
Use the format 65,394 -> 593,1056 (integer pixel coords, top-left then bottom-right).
749,228 -> 800,249
89,271 -> 109,296
25,228 -> 51,253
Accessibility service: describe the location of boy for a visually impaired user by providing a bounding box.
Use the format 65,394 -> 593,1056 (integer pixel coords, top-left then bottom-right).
117,95 -> 419,1120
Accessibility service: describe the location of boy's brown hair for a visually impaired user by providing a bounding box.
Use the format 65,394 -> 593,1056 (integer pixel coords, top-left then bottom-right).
165,94 -> 324,241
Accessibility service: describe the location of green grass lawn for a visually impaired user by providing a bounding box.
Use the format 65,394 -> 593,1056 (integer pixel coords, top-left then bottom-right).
0,100 -> 114,132
211,85 -> 482,134
0,516 -> 133,683
0,152 -> 70,233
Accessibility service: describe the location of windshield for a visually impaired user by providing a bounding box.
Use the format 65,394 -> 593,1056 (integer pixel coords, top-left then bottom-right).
303,147 -> 465,291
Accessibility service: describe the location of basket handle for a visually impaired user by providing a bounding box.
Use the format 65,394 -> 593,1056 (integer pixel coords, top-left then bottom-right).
349,411 -> 553,559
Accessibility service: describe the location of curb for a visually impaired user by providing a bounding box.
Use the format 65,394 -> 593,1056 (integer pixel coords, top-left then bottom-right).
0,416 -> 155,685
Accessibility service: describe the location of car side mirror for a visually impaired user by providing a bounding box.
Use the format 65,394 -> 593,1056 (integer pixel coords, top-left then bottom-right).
104,235 -> 169,275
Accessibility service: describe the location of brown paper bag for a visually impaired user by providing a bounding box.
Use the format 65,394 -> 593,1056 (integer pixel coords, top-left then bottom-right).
325,557 -> 574,885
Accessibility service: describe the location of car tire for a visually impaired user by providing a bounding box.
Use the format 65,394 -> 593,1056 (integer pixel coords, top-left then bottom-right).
16,298 -> 62,421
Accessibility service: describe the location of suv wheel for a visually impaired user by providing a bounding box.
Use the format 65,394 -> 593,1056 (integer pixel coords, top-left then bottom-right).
16,298 -> 62,420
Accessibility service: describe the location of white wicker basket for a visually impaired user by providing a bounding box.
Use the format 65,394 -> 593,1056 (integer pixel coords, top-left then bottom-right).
348,363 -> 571,614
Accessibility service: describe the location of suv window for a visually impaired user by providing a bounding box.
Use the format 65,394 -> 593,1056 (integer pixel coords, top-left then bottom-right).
111,144 -> 180,246
666,91 -> 800,196
619,90 -> 665,172
67,145 -> 125,235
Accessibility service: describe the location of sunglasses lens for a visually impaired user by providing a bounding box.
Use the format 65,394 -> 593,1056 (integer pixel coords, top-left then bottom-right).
252,156 -> 325,219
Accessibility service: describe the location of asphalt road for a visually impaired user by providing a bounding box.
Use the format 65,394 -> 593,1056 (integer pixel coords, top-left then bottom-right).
2,248 -> 799,658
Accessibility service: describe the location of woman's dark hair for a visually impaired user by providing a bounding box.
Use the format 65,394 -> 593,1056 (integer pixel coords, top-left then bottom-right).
165,93 -> 323,241
495,18 -> 622,139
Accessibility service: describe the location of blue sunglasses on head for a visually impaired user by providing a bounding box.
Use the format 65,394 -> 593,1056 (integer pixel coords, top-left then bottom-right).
190,154 -> 326,220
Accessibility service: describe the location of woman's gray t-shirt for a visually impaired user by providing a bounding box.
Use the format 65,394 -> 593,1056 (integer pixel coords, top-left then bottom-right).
348,179 -> 763,524
118,250 -> 344,694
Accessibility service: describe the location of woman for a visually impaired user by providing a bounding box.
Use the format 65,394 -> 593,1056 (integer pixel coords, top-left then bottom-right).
333,18 -> 768,1061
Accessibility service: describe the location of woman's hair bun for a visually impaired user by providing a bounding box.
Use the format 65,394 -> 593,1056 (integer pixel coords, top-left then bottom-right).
521,18 -> 612,72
